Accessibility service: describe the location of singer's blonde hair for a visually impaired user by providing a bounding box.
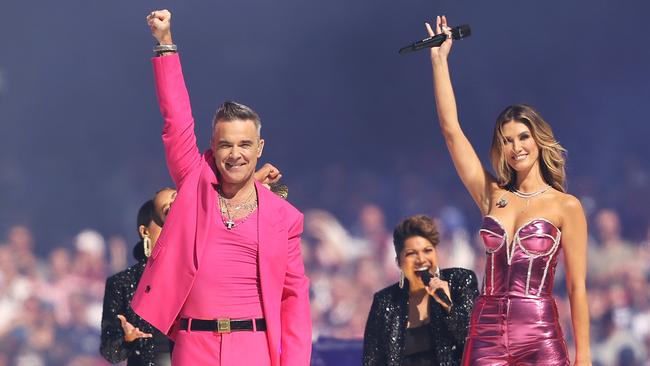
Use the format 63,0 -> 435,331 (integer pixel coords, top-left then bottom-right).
489,104 -> 567,192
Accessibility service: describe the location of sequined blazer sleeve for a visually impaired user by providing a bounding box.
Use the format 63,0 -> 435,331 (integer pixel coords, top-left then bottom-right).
362,284 -> 406,366
437,268 -> 480,344
362,292 -> 389,366
100,274 -> 134,363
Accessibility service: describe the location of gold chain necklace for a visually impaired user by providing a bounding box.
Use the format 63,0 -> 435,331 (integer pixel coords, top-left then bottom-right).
217,187 -> 257,229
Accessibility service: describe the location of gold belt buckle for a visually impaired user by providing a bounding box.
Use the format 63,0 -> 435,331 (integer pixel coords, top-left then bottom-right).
217,318 -> 231,333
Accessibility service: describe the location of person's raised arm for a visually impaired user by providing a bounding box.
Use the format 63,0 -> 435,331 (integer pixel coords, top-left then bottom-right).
147,10 -> 174,49
429,15 -> 495,215
146,10 -> 201,188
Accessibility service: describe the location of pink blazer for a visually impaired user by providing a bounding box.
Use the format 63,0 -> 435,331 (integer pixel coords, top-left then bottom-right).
131,54 -> 312,366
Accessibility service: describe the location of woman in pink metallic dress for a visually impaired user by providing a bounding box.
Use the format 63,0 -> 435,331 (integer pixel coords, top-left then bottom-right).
426,15 -> 591,365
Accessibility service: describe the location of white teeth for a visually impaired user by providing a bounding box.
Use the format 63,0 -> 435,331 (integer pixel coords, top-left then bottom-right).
226,163 -> 245,168
416,267 -> 430,271
513,154 -> 527,161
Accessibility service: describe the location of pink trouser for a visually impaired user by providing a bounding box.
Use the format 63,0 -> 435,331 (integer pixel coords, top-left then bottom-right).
462,295 -> 569,366
172,328 -> 271,365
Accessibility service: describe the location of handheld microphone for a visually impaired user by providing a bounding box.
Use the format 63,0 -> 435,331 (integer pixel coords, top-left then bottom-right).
398,24 -> 471,55
416,269 -> 452,307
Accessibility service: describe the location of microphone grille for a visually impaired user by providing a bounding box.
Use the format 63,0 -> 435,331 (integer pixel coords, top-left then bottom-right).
452,24 -> 471,40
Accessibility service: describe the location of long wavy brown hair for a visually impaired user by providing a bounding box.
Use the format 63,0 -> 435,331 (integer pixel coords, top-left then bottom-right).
489,104 -> 567,192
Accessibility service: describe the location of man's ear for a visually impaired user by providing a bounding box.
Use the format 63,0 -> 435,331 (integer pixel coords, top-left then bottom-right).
257,139 -> 265,158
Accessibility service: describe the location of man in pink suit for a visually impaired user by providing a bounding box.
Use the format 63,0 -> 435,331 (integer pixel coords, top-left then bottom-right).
131,9 -> 312,365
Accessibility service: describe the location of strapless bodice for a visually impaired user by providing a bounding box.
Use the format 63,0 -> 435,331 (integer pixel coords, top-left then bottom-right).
478,216 -> 562,297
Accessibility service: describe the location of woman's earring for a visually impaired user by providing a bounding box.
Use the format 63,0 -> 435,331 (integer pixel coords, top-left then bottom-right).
143,235 -> 152,258
399,270 -> 405,289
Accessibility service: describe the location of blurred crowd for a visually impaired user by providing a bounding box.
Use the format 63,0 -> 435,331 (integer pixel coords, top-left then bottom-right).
1,198 -> 649,365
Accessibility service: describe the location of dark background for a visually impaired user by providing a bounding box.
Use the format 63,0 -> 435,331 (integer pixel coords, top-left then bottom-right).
2,0 -> 649,254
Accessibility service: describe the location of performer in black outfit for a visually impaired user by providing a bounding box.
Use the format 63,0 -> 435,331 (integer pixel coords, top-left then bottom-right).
363,215 -> 479,366
100,188 -> 176,365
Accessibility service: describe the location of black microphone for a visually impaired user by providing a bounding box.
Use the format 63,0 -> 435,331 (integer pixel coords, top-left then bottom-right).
398,24 -> 471,55
416,269 -> 452,308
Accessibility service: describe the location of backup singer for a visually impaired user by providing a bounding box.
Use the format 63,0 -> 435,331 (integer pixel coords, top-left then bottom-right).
100,188 -> 176,365
363,215 -> 479,366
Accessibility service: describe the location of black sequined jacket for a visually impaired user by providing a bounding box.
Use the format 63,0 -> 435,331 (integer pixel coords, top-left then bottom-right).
363,267 -> 479,366
100,261 -> 171,365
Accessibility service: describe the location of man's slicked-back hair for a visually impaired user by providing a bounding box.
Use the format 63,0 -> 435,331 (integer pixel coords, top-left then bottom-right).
212,101 -> 262,136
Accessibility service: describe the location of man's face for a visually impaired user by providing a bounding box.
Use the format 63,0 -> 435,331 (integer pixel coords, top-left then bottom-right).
211,119 -> 264,186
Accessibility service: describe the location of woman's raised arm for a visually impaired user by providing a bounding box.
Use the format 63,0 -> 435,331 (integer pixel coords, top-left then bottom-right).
429,15 -> 495,215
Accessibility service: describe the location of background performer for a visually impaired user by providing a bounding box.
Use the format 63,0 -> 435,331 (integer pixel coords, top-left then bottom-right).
100,188 -> 176,365
363,215 -> 479,366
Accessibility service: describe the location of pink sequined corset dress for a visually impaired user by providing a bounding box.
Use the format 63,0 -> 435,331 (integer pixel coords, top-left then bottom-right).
462,216 -> 569,366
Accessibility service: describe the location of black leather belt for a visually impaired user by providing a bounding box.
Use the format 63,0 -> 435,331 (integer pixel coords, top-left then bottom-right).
179,318 -> 266,333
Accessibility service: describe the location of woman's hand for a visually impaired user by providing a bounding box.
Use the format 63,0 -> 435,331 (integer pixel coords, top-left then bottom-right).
425,276 -> 453,312
146,9 -> 173,45
425,15 -> 453,64
117,314 -> 153,343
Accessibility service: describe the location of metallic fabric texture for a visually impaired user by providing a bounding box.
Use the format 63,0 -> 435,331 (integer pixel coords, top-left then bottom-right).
462,216 -> 569,365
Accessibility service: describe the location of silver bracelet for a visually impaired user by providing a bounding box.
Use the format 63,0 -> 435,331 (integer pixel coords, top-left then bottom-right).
153,44 -> 178,54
